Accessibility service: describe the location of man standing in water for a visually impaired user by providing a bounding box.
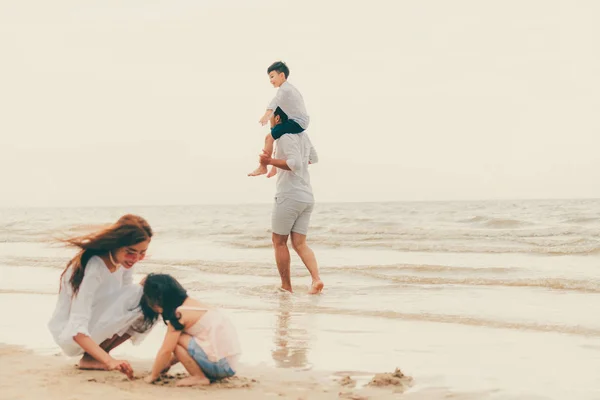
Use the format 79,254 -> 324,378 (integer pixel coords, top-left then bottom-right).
259,107 -> 324,294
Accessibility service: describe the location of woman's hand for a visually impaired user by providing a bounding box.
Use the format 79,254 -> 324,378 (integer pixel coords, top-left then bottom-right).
107,359 -> 134,379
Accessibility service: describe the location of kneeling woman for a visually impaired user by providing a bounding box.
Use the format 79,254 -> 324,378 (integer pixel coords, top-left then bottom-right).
48,214 -> 153,378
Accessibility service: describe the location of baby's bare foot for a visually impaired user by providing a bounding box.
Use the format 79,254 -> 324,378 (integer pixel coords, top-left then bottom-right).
176,376 -> 211,387
78,354 -> 108,371
308,280 -> 324,295
248,165 -> 268,177
266,167 -> 278,178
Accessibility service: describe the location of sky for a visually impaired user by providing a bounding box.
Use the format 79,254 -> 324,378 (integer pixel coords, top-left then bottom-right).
0,0 -> 598,207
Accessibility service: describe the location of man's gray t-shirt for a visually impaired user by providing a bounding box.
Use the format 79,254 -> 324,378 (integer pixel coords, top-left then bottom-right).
274,132 -> 318,203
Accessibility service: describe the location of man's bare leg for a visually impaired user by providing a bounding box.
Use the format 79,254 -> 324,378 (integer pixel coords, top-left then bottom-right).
175,334 -> 210,387
78,333 -> 131,370
273,233 -> 292,292
248,133 -> 275,177
291,232 -> 324,294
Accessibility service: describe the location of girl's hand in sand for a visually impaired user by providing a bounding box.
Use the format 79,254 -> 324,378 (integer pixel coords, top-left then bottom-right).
107,359 -> 134,379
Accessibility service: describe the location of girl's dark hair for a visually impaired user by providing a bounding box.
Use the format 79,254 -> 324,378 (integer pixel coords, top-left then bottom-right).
137,273 -> 188,332
59,214 -> 153,295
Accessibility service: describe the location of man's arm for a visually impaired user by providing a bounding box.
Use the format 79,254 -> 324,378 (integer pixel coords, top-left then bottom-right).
259,150 -> 292,171
259,136 -> 301,171
270,158 -> 292,170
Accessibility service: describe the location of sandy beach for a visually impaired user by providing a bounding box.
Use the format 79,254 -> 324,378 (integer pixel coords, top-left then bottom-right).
0,344 -> 437,400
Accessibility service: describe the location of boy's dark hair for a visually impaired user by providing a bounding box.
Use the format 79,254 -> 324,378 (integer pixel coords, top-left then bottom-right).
274,107 -> 289,123
267,61 -> 289,78
134,273 -> 188,332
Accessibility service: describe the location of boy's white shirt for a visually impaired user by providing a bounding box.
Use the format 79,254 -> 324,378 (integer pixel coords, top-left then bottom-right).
267,81 -> 310,130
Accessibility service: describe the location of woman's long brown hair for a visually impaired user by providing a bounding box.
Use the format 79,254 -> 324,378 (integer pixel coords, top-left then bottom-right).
59,214 -> 153,296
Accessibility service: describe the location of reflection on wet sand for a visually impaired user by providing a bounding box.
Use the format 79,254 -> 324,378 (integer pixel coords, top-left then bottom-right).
271,295 -> 311,369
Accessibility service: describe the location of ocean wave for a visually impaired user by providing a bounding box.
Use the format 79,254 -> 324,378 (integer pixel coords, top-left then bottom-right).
562,217 -> 600,224
2,285 -> 597,338
142,259 -> 600,293
458,216 -> 530,228
347,271 -> 600,293
481,218 -> 529,229
2,202 -> 600,260
239,237 -> 600,255
337,264 -> 514,274
0,288 -> 56,295
0,256 -> 67,269
3,252 -> 599,294
219,302 -> 600,338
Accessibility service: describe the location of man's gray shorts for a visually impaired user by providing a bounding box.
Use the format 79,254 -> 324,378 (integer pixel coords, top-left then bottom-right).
271,197 -> 314,236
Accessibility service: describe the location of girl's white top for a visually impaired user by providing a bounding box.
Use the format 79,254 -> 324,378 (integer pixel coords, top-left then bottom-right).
179,305 -> 242,370
48,255 -> 147,356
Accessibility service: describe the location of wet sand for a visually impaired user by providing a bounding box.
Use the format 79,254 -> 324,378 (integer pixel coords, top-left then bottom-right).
1,344 -> 476,400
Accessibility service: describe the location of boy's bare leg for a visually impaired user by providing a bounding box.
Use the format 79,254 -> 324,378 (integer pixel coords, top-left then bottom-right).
290,232 -> 324,294
175,334 -> 210,387
248,133 -> 275,176
266,139 -> 278,177
79,333 -> 131,370
266,166 -> 278,178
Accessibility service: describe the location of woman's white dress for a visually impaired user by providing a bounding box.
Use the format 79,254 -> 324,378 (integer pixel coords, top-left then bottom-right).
48,255 -> 149,357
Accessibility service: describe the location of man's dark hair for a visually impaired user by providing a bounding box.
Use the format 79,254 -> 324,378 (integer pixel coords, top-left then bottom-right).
267,61 -> 289,78
274,107 -> 289,123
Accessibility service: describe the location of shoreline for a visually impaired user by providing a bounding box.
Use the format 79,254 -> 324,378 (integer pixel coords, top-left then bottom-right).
2,289 -> 600,400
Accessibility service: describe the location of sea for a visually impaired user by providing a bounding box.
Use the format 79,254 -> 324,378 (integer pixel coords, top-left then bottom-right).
1,199 -> 599,399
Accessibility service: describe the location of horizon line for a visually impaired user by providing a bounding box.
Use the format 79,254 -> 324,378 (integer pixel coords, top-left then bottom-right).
0,196 -> 598,210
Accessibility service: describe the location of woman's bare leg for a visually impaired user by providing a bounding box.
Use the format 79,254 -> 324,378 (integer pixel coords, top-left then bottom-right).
78,334 -> 131,370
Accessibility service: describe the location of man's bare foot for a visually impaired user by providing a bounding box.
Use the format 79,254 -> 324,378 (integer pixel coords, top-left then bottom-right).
248,165 -> 268,177
266,167 -> 278,178
176,376 -> 211,387
279,286 -> 292,294
78,354 -> 108,371
308,280 -> 324,295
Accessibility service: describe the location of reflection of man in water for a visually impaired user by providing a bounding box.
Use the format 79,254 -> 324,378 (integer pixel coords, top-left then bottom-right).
259,107 -> 324,294
271,299 -> 310,369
